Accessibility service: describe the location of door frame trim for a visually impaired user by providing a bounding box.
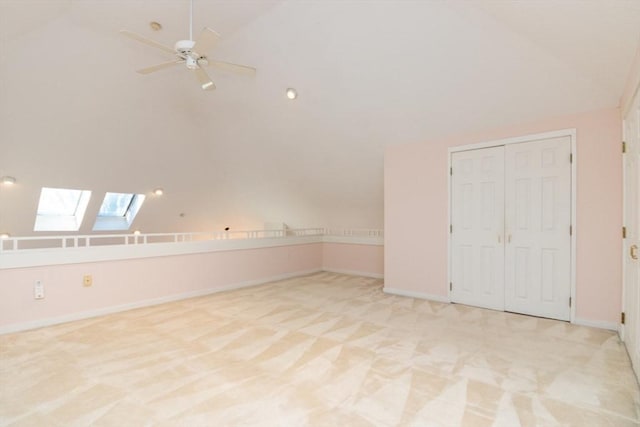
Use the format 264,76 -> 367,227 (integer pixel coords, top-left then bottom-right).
447,129 -> 577,323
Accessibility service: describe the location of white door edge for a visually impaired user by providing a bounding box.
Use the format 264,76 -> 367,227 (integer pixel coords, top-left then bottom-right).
622,86 -> 640,375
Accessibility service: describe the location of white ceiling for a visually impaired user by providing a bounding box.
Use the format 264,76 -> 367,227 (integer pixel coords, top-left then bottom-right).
1,0 -> 639,236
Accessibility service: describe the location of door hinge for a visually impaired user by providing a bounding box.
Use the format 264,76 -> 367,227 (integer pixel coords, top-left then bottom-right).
623,226 -> 627,239
450,167 -> 453,176
569,297 -> 572,307
623,141 -> 627,153
569,153 -> 573,163
450,282 -> 452,291
450,224 -> 453,233
569,225 -> 572,236
621,312 -> 626,324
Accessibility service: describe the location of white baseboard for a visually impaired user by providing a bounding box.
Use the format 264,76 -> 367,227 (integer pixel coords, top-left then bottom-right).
381,291 -> 619,331
322,268 -> 383,279
383,286 -> 450,303
9,270 -> 615,335
573,317 -> 619,331
0,268 -> 322,335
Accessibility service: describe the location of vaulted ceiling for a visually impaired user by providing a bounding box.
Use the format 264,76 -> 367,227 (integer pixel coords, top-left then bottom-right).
1,0 -> 639,237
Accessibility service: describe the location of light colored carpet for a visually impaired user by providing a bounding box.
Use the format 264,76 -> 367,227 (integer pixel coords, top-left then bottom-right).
0,272 -> 638,426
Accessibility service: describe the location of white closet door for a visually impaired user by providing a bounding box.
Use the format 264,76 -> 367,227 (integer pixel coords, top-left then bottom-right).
451,146 -> 505,311
504,137 -> 572,321
623,90 -> 640,375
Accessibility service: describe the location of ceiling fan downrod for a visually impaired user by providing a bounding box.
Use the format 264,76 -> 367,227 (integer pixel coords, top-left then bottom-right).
189,0 -> 194,42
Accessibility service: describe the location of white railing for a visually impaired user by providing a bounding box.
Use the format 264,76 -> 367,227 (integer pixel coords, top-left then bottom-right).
0,228 -> 382,253
323,228 -> 384,238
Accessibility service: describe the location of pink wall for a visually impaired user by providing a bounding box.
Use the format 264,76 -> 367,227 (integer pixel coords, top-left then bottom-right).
0,241 -> 384,332
0,243 -> 322,330
385,108 -> 622,324
322,243 -> 384,277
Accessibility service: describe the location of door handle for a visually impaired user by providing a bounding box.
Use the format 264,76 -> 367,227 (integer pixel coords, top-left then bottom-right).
632,244 -> 639,260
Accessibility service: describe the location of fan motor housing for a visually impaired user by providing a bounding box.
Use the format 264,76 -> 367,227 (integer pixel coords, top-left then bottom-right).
175,39 -> 195,54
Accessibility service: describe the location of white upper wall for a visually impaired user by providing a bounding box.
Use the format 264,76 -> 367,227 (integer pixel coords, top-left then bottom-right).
1,0 -> 639,236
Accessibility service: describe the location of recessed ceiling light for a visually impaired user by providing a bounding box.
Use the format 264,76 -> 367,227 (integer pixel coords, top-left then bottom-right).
286,88 -> 297,100
153,188 -> 164,196
1,176 -> 16,185
150,21 -> 162,31
0,233 -> 9,239
133,230 -> 141,235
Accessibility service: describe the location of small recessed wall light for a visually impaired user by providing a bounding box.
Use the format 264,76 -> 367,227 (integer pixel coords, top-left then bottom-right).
286,88 -> 297,100
153,188 -> 164,196
133,230 -> 141,235
0,233 -> 10,239
1,176 -> 16,185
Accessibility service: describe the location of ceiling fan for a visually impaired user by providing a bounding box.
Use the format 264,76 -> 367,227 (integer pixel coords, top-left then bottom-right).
120,0 -> 256,91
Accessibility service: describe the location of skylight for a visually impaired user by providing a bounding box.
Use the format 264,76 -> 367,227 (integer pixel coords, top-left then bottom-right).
93,192 -> 145,231
34,187 -> 92,231
98,193 -> 135,217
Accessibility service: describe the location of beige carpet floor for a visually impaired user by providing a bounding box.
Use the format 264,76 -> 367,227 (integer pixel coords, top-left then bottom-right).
0,272 -> 638,426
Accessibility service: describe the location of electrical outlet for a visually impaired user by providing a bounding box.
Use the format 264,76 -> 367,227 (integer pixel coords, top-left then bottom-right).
83,275 -> 92,287
34,280 -> 44,299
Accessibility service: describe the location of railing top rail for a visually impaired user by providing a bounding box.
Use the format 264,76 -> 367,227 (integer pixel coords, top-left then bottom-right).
0,227 -> 377,253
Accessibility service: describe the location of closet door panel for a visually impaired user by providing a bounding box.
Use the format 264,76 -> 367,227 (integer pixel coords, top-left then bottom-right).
450,147 -> 505,311
504,137 -> 571,321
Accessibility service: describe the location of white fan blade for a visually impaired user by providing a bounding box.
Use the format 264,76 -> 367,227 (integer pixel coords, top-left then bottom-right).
136,60 -> 184,75
208,60 -> 256,75
194,67 -> 216,91
120,30 -> 175,55
194,27 -> 220,54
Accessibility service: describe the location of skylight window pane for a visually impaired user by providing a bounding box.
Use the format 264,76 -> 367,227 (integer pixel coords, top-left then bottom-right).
37,188 -> 83,216
98,193 -> 135,217
92,192 -> 145,231
34,187 -> 92,231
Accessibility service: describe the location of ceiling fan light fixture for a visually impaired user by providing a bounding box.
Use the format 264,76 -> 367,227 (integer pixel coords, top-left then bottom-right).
186,56 -> 198,70
286,88 -> 298,100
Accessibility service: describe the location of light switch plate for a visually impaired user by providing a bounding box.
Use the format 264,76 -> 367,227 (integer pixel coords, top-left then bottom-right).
34,280 -> 44,299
